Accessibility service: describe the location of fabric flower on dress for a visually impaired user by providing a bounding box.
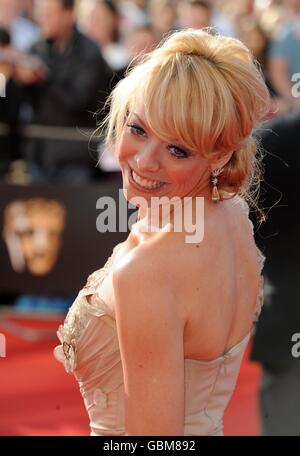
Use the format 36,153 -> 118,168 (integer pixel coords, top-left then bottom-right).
93,388 -> 108,409
53,324 -> 77,373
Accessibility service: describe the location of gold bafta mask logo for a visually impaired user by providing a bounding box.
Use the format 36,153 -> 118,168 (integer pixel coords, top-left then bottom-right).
3,198 -> 66,276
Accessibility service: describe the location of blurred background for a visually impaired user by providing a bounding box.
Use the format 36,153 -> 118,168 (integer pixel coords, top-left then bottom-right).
0,0 -> 300,436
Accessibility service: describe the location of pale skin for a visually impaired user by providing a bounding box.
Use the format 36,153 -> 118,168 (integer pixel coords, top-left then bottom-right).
95,107 -> 261,435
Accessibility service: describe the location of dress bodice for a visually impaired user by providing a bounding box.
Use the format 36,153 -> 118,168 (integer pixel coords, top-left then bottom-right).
54,196 -> 265,436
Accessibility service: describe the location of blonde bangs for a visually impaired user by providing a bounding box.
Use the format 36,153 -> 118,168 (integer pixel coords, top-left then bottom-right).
139,55 -> 217,155
103,28 -> 270,155
105,49 -> 239,158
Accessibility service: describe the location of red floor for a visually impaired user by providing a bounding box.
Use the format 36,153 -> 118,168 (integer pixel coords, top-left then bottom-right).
0,315 -> 262,436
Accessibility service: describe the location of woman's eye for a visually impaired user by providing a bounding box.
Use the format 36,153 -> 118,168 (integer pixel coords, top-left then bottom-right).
168,145 -> 189,159
126,124 -> 189,158
127,124 -> 146,137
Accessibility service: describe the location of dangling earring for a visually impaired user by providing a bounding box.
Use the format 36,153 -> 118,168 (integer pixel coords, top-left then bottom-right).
211,167 -> 224,202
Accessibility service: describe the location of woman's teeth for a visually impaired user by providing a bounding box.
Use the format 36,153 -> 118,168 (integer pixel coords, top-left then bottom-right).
132,170 -> 165,189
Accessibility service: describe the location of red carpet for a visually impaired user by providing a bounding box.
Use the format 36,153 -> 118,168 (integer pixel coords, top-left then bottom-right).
0,314 -> 262,436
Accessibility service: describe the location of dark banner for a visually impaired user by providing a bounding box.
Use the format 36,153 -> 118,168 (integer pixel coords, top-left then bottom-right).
0,176 -> 132,296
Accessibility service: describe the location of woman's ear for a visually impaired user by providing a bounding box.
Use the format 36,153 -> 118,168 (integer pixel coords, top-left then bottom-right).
209,150 -> 234,170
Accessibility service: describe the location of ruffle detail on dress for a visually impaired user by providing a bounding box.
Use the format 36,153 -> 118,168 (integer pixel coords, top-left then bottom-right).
54,242 -> 123,374
54,325 -> 77,373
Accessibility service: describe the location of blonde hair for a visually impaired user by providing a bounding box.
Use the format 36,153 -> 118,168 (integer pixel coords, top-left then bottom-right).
100,28 -> 270,208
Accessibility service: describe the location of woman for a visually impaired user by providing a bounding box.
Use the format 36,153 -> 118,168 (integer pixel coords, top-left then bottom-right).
54,28 -> 270,436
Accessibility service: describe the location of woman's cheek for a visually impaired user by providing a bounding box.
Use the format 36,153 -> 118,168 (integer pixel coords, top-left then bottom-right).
116,140 -> 129,161
166,164 -> 199,185
117,134 -> 136,161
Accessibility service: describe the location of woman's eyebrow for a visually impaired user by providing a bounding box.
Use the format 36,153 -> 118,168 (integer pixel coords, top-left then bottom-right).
132,112 -> 148,128
131,112 -> 190,150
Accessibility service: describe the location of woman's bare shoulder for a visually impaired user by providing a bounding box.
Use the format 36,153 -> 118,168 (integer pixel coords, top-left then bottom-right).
112,233 -> 188,332
112,229 -> 201,317
112,230 -> 187,289
112,228 -> 209,309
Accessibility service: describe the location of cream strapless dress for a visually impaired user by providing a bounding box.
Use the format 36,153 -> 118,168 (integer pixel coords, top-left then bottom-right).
54,196 -> 265,436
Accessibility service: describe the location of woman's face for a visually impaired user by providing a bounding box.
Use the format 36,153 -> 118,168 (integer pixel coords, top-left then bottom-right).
116,107 -> 212,205
87,2 -> 117,46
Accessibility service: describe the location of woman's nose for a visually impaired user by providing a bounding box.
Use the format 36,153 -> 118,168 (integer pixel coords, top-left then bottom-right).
135,141 -> 161,172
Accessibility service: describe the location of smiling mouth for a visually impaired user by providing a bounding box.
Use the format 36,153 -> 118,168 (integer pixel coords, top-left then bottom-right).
129,166 -> 167,191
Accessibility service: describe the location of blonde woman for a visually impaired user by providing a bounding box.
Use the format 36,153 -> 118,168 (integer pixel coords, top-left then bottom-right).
54,28 -> 270,436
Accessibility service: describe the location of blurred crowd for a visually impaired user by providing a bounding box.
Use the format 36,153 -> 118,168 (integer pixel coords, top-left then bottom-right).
1,0 -> 300,182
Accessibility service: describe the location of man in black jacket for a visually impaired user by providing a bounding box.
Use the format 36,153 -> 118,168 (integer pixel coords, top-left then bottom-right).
251,110 -> 300,435
15,0 -> 114,182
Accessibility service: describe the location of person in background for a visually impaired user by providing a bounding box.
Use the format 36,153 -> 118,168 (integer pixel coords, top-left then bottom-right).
14,0 -> 113,183
124,23 -> 158,61
148,0 -> 178,41
209,0 -> 238,37
0,0 -> 40,172
0,27 -> 13,110
118,0 -> 149,36
84,0 -> 129,77
0,27 -> 15,175
238,16 -> 279,113
97,23 -> 158,173
280,0 -> 300,28
177,0 -> 238,36
0,0 -> 39,51
0,26 -> 26,173
21,0 -> 36,22
268,0 -> 300,112
177,0 -> 213,31
251,109 -> 300,435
